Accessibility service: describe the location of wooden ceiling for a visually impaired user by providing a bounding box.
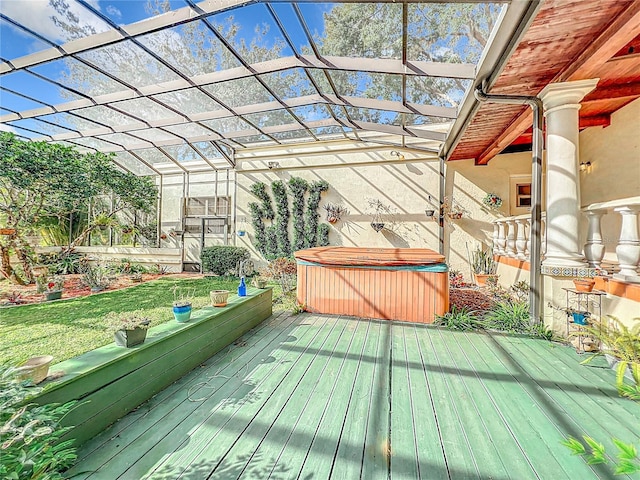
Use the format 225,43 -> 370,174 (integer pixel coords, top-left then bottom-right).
450,0 -> 640,164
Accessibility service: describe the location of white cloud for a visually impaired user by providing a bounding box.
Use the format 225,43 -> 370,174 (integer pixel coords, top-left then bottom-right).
106,5 -> 122,19
1,0 -> 110,44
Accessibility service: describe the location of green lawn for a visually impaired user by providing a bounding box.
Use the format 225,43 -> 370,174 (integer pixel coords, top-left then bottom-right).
0,277 -> 250,367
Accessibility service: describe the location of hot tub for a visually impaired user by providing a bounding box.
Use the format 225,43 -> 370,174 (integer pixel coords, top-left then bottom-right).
295,247 -> 449,324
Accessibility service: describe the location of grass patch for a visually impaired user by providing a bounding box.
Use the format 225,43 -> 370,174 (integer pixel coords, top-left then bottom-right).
0,277 -> 240,366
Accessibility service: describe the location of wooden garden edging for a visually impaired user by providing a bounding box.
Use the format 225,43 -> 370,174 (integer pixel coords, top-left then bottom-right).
32,288 -> 272,445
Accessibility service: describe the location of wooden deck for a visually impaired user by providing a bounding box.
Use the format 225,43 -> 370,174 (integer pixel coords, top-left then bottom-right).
67,312 -> 640,480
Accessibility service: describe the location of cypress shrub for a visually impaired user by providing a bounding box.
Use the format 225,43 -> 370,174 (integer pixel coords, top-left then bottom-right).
288,177 -> 309,252
318,223 -> 330,246
271,180 -> 291,257
248,202 -> 266,254
250,182 -> 274,220
304,180 -> 329,248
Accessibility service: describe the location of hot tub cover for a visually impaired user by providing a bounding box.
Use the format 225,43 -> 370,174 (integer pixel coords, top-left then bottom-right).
294,247 -> 446,267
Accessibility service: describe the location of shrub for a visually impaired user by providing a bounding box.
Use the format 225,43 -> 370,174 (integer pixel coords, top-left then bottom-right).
288,177 -> 308,252
38,250 -> 86,275
106,258 -> 147,275
250,182 -> 274,220
248,202 -> 266,254
262,257 -> 297,293
304,180 -> 329,248
317,223 -> 330,246
435,306 -> 483,331
271,180 -> 291,257
0,368 -> 78,480
201,246 -> 250,276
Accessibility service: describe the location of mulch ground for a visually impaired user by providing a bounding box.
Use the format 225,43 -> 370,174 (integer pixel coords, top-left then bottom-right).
0,273 -> 170,306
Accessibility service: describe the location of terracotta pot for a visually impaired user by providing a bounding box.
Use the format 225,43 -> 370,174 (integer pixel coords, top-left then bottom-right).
573,278 -> 595,292
474,273 -> 497,287
210,290 -> 230,307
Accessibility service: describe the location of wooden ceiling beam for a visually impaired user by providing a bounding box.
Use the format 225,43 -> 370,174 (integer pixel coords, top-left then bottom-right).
561,2 -> 640,82
579,114 -> 611,129
583,81 -> 640,102
475,2 -> 640,165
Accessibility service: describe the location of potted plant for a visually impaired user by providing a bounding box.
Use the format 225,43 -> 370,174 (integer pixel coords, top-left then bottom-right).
43,276 -> 64,301
252,276 -> 268,289
13,355 -> 54,384
470,246 -> 497,286
210,290 -> 230,307
573,277 -> 596,292
81,263 -> 110,292
366,198 -> 389,232
323,203 -> 348,224
576,316 -> 640,399
130,272 -> 143,283
106,310 -> 150,347
442,196 -> 466,220
172,285 -> 194,322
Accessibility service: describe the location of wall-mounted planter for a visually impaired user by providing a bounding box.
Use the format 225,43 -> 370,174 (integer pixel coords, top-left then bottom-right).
237,230 -> 246,237
425,209 -> 436,217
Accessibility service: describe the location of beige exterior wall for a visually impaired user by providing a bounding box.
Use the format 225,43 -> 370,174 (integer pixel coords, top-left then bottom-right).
235,146 -> 441,268
443,151 -> 532,279
578,98 -> 640,262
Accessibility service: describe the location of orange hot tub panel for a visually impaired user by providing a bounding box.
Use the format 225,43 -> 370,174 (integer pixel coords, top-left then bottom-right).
295,247 -> 449,324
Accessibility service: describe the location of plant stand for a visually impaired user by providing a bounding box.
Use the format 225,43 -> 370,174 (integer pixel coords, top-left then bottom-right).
563,287 -> 604,353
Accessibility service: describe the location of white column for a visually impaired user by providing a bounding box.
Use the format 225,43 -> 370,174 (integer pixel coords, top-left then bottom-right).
515,218 -> 528,260
583,209 -> 606,268
614,206 -> 640,280
540,79 -> 599,267
506,219 -> 517,257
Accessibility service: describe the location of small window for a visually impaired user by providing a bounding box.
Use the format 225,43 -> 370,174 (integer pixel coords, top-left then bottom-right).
516,183 -> 531,208
184,196 -> 231,234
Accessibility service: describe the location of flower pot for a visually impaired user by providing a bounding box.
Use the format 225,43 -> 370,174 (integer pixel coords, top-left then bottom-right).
44,290 -> 62,301
571,311 -> 589,325
253,278 -> 268,289
474,273 -> 496,287
573,278 -> 595,292
173,303 -> 192,323
14,355 -> 54,384
210,290 -> 230,307
371,222 -> 385,232
114,326 -> 148,348
91,286 -> 105,293
425,209 -> 435,217
237,230 -> 246,237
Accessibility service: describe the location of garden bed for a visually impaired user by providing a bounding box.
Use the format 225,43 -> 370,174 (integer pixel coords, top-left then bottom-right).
0,273 -> 165,306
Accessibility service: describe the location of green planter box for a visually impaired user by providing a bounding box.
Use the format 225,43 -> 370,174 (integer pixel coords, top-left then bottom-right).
33,288 -> 272,446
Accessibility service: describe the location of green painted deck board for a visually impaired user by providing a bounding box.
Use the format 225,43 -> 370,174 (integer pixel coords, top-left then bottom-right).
69,310 -> 294,478
66,314 -> 640,480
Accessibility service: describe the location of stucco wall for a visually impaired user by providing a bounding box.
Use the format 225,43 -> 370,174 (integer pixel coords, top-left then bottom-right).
578,98 -> 640,262
235,147 -> 441,267
443,151 -> 532,278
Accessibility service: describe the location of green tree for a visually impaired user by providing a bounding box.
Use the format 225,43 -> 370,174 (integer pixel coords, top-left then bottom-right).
0,133 -> 157,284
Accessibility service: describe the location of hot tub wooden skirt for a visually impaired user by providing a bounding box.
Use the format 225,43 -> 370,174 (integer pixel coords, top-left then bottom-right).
295,247 -> 449,324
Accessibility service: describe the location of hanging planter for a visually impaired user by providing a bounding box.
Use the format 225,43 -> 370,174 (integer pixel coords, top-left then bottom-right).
323,203 -> 348,224
482,193 -> 503,211
371,222 -> 385,232
237,230 -> 246,237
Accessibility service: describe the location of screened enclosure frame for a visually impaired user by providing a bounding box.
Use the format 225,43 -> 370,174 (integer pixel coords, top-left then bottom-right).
1,0 -> 540,177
